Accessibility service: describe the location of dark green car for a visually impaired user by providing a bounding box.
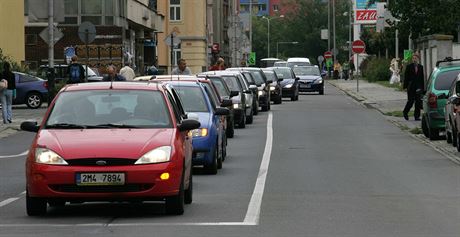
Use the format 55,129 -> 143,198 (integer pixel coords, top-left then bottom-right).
422,59 -> 460,140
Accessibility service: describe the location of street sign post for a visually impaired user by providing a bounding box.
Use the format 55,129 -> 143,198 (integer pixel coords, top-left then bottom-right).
78,22 -> 97,82
352,40 -> 366,54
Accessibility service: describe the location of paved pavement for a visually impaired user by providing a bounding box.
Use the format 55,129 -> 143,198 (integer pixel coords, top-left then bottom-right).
0,104 -> 47,139
329,78 -> 460,164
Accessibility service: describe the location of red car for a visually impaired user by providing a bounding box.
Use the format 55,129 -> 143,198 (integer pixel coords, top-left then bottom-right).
21,82 -> 200,216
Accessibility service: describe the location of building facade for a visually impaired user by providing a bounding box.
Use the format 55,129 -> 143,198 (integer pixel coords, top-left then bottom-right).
24,0 -> 164,74
0,0 -> 25,64
239,0 -> 269,16
157,0 -> 208,74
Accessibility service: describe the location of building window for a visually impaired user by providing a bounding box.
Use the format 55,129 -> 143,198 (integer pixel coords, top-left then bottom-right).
63,0 -> 114,25
173,44 -> 181,66
170,0 -> 181,21
81,0 -> 102,25
25,34 -> 37,45
273,5 -> 279,12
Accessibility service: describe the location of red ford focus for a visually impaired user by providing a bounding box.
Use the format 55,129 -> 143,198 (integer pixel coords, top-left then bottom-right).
21,82 -> 200,216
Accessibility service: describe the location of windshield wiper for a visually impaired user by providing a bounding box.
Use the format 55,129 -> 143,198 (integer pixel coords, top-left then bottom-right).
46,123 -> 86,129
87,123 -> 139,128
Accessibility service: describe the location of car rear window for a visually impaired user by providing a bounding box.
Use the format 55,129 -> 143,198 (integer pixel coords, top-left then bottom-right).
210,78 -> 230,96
174,86 -> 209,112
46,90 -> 172,128
263,71 -> 277,82
434,70 -> 460,90
273,68 -> 293,79
293,67 -> 320,76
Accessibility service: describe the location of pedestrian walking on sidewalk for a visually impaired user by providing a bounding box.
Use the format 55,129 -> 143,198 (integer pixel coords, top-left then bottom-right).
333,60 -> 341,79
342,61 -> 350,80
403,53 -> 424,121
1,62 -> 16,124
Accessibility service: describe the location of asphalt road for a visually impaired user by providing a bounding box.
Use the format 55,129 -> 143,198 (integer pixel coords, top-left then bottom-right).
0,85 -> 459,237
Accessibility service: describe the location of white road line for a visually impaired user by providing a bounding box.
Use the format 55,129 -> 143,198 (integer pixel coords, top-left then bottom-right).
0,113 -> 273,227
0,150 -> 28,159
243,112 -> 273,225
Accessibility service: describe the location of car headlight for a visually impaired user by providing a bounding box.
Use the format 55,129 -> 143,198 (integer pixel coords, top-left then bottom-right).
258,90 -> 265,96
270,86 -> 276,91
135,146 -> 172,164
188,128 -> 208,137
233,103 -> 241,109
284,84 -> 293,88
35,148 -> 68,165
314,79 -> 323,84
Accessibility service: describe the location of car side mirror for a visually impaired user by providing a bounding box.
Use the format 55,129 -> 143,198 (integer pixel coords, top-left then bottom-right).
230,90 -> 239,97
278,78 -> 284,82
21,121 -> 39,133
221,99 -> 233,107
179,119 -> 201,132
266,79 -> 273,84
215,107 -> 230,116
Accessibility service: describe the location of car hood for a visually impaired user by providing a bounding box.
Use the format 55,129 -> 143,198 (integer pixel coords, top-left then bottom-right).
35,128 -> 175,159
298,75 -> 321,81
195,112 -> 212,129
280,79 -> 295,86
231,93 -> 242,104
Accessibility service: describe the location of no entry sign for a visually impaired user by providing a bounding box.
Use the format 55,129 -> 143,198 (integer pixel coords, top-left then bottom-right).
324,51 -> 332,59
352,40 -> 366,54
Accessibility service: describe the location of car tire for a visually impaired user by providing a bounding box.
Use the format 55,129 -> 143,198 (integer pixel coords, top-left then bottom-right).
267,99 -> 271,110
217,142 -> 223,170
226,120 -> 234,138
453,126 -> 458,147
165,179 -> 185,215
238,113 -> 246,128
275,95 -> 282,104
205,147 -> 218,174
446,130 -> 453,144
26,191 -> 47,216
222,134 -> 227,161
246,108 -> 253,124
456,133 -> 460,152
319,89 -> 324,95
261,103 -> 269,111
184,170 -> 193,205
26,92 -> 43,109
291,95 -> 296,101
422,116 -> 429,138
253,100 -> 259,115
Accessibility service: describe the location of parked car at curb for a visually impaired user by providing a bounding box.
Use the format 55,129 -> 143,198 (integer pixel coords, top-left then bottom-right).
21,81 -> 200,216
444,72 -> 460,150
292,66 -> 324,95
240,71 -> 260,115
37,64 -> 103,83
262,68 -> 283,104
13,72 -> 48,109
269,67 -> 299,101
422,58 -> 460,140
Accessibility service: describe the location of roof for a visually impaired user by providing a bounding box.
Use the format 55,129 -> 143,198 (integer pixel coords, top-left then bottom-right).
62,81 -> 162,92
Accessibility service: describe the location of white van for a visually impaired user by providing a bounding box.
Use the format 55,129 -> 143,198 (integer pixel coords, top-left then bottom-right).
287,57 -> 311,67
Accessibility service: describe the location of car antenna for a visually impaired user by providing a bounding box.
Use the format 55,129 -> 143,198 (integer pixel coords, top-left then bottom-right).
109,77 -> 114,89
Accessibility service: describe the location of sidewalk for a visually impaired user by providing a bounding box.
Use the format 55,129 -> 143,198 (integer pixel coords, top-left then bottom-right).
0,105 -> 47,139
328,78 -> 460,164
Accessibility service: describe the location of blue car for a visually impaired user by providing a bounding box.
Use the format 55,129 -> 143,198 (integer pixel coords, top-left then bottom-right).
165,81 -> 229,174
13,72 -> 48,109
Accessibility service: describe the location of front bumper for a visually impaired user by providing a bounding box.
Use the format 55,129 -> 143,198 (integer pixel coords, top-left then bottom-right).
258,94 -> 269,106
299,82 -> 323,92
282,87 -> 296,97
192,136 -> 216,166
270,89 -> 281,100
27,161 -> 183,199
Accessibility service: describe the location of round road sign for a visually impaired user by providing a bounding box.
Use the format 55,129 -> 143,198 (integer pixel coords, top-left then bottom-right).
352,40 -> 366,54
78,21 -> 97,44
324,51 -> 332,59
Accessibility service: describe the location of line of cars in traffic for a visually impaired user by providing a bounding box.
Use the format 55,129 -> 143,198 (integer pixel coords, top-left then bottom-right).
19,63 -> 324,216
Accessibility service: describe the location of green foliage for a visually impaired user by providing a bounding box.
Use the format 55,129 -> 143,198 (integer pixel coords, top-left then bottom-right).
361,57 -> 391,82
0,48 -> 24,72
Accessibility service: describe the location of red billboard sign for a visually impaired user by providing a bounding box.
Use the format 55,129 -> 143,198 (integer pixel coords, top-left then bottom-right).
356,10 -> 377,22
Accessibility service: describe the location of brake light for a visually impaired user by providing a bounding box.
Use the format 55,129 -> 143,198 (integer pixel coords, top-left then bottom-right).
428,93 -> 437,108
43,81 -> 48,89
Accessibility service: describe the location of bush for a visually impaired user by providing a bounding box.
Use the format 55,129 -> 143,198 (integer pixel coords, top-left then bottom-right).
361,57 -> 392,82
0,48 -> 25,73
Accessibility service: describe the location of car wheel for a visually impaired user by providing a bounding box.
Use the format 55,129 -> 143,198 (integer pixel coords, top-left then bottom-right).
456,133 -> 460,152
428,126 -> 439,140
238,113 -> 246,128
226,119 -> 234,138
26,191 -> 47,216
267,98 -> 271,110
246,108 -> 253,124
184,170 -> 193,205
222,134 -> 227,161
453,126 -> 458,147
291,94 -> 296,101
253,100 -> 259,115
275,95 -> 282,104
319,89 -> 324,95
217,143 -> 223,170
165,179 -> 185,215
446,130 -> 453,144
422,116 -> 429,138
26,92 -> 43,109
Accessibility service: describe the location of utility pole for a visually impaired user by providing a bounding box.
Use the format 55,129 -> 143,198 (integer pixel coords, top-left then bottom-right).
249,0 -> 252,52
328,0 -> 330,51
332,0 -> 336,64
348,0 -> 352,63
48,0 -> 55,103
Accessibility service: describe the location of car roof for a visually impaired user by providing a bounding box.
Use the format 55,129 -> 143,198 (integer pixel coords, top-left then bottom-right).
226,67 -> 262,71
62,81 -> 163,92
200,71 -> 242,77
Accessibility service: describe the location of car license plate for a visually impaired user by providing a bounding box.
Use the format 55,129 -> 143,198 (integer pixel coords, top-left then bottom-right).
76,173 -> 125,186
301,84 -> 311,88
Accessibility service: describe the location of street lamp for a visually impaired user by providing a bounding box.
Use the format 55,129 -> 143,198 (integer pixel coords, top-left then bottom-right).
262,15 -> 284,58
276,41 -> 299,58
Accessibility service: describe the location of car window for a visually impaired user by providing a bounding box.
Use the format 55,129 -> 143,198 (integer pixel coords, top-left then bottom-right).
210,78 -> 230,96
287,62 -> 310,67
203,86 -> 217,111
18,74 -> 39,83
165,91 -> 181,123
174,86 -> 209,112
249,71 -> 266,85
222,76 -> 242,91
263,71 -> 277,82
46,90 -> 172,128
434,70 -> 460,90
242,72 -> 255,85
238,75 -> 249,90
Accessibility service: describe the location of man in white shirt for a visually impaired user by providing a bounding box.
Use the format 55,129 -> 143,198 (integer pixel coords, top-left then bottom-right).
171,59 -> 192,75
119,62 -> 136,81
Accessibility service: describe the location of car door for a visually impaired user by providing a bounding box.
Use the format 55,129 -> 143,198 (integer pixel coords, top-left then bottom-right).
203,86 -> 223,152
238,74 -> 253,115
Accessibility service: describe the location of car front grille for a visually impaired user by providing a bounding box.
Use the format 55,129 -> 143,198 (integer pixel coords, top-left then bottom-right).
49,184 -> 154,193
66,158 -> 136,166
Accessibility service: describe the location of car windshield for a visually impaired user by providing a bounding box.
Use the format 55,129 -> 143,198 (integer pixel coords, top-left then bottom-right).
273,68 -> 293,79
173,86 -> 209,112
210,78 -> 230,96
249,71 -> 266,85
434,69 -> 460,90
222,76 -> 242,91
46,90 -> 172,128
263,71 -> 277,82
293,67 -> 320,76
